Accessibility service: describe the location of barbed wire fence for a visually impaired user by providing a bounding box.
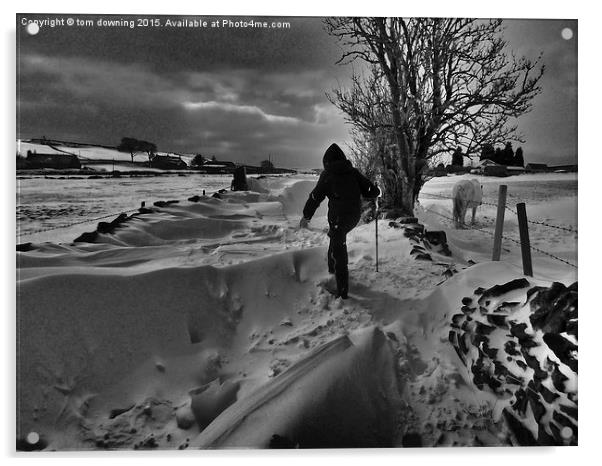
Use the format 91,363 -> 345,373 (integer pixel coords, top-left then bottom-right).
420,192 -> 577,234
17,208 -> 141,239
420,192 -> 577,269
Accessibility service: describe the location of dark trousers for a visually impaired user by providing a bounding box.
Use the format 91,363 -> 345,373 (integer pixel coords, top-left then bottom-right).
327,212 -> 360,297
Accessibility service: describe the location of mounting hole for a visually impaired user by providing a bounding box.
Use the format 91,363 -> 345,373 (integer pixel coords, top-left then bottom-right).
561,426 -> 573,440
561,28 -> 573,40
26,431 -> 40,444
26,22 -> 40,35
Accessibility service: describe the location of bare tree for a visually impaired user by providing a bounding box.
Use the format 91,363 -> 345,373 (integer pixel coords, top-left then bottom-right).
117,137 -> 140,163
117,137 -> 157,164
325,18 -> 544,215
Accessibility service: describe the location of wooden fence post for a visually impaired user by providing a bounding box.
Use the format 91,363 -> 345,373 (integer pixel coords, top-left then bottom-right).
492,184 -> 508,261
516,202 -> 533,277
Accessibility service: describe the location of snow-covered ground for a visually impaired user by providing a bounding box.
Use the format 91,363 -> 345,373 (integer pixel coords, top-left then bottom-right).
16,173 -> 577,450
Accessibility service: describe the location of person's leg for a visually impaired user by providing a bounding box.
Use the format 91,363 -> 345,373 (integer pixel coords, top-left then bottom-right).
329,225 -> 349,298
329,214 -> 360,298
327,236 -> 335,274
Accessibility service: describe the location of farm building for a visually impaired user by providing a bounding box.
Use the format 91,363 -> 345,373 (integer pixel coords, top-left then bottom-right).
473,159 -> 508,177
198,161 -> 237,174
150,155 -> 188,170
482,165 -> 509,177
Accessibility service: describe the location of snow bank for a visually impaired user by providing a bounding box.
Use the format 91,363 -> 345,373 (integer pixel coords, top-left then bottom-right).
273,179 -> 327,218
71,196 -> 288,249
192,327 -> 401,448
246,177 -> 269,193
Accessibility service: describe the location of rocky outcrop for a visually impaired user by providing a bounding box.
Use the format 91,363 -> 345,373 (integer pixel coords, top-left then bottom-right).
449,279 -> 577,446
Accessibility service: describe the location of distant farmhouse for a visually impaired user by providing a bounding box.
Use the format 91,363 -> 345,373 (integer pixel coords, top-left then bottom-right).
524,162 -> 578,173
150,155 -> 188,170
197,160 -> 237,174
475,159 -> 509,177
474,161 -> 577,176
24,150 -> 81,169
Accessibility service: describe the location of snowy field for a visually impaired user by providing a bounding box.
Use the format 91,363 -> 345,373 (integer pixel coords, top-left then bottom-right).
17,174 -> 233,243
16,172 -> 577,450
16,174 -> 305,244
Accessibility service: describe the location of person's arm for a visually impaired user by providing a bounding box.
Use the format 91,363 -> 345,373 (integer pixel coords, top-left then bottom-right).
355,169 -> 380,199
302,172 -> 329,222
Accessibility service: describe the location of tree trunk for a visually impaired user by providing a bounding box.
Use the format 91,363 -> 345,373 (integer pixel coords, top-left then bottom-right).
380,167 -> 414,217
400,176 -> 415,217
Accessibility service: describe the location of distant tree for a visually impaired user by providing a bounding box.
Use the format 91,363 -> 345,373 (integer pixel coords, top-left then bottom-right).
117,137 -> 141,163
502,142 -> 514,166
480,143 -> 495,161
211,155 -> 217,162
191,154 -> 205,168
138,140 -> 157,162
451,147 -> 464,167
260,159 -> 275,171
514,147 -> 525,167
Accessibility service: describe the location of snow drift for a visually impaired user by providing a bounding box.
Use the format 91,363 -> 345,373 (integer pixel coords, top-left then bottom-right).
192,327 -> 401,448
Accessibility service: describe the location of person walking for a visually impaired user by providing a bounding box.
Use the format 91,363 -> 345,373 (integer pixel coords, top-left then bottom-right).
300,143 -> 380,299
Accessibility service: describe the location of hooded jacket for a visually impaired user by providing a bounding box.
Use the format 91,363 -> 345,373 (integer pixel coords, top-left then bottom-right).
303,143 -> 380,223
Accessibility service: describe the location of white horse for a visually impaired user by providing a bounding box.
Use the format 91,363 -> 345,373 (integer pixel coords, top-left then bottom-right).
452,179 -> 483,228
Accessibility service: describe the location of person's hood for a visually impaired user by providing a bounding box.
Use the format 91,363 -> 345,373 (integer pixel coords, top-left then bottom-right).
323,143 -> 354,174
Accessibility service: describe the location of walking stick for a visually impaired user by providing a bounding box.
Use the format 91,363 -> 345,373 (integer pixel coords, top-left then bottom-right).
374,196 -> 379,272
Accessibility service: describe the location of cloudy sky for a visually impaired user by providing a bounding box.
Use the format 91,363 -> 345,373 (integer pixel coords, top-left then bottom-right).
16,15 -> 577,168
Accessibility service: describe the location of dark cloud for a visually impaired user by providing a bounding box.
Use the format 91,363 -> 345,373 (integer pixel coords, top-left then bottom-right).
17,16 -> 577,168
504,19 -> 577,165
17,14 -> 355,167
16,49 -> 349,167
17,15 -> 337,73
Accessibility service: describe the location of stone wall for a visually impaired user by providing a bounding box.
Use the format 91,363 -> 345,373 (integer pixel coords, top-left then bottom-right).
448,279 -> 578,445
